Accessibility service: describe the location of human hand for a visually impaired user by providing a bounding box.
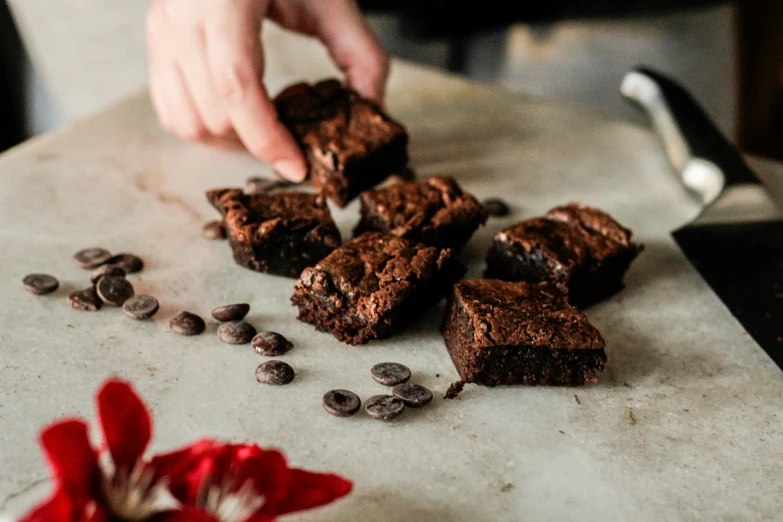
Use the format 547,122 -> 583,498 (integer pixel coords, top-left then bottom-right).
146,0 -> 390,181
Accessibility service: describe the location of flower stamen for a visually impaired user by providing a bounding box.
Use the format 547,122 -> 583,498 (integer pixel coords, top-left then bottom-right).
200,477 -> 265,522
101,460 -> 179,520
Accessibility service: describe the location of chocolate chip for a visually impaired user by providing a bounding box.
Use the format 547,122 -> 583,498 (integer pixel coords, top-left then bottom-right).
74,248 -> 112,269
122,295 -> 159,320
217,321 -> 257,344
22,274 -> 59,295
108,253 -> 144,274
202,221 -> 226,240
90,264 -> 126,285
251,332 -> 293,356
170,311 -> 206,336
322,389 -> 361,417
371,362 -> 411,386
67,287 -> 102,311
255,360 -> 295,385
483,198 -> 510,217
365,395 -> 405,421
211,303 -> 250,322
392,383 -> 433,408
95,276 -> 134,306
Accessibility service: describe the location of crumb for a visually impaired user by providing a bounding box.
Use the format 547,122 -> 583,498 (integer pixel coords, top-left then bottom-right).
501,483 -> 514,493
444,380 -> 466,399
436,373 -> 440,378
625,408 -> 637,426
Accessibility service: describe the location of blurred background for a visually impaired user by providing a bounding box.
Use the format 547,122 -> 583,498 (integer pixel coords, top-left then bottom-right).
0,1 -> 781,158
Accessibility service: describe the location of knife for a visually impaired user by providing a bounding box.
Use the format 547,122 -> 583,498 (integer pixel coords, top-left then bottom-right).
620,67 -> 783,370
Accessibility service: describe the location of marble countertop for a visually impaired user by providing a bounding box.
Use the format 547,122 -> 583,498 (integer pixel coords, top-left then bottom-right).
1,29 -> 783,522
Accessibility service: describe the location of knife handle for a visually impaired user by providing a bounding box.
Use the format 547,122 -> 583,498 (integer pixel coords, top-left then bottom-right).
621,67 -> 758,204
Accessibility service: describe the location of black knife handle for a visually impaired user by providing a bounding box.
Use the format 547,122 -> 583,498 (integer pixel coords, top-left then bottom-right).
621,67 -> 758,201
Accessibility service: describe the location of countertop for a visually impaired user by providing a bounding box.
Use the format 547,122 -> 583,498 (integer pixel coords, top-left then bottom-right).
1,31 -> 783,522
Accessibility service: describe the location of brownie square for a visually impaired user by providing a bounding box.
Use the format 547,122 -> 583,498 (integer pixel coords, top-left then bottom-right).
353,175 -> 487,251
207,188 -> 341,278
485,203 -> 642,307
291,232 -> 464,345
442,279 -> 607,386
274,79 -> 409,208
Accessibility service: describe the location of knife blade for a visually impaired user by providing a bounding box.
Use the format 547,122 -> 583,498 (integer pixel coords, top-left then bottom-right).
620,67 -> 783,369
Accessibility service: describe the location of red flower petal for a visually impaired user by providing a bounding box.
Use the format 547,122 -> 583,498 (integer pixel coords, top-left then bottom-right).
225,445 -> 290,499
19,488 -> 74,522
150,439 -> 220,503
153,507 -> 220,522
96,378 -> 152,471
39,420 -> 100,499
266,468 -> 352,516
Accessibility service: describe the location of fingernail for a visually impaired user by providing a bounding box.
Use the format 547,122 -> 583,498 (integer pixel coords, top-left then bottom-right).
273,159 -> 307,182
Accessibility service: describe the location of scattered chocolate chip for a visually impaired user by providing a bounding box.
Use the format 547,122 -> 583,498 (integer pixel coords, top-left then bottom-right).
67,287 -> 102,311
482,198 -> 510,217
445,380 -> 466,400
322,389 -> 362,417
170,311 -> 206,336
365,395 -> 405,421
252,332 -> 293,356
371,362 -> 411,386
255,360 -> 295,385
90,264 -> 126,285
202,221 -> 226,240
122,295 -> 159,320
392,383 -> 433,408
108,253 -> 144,274
22,274 -> 59,295
74,248 -> 112,269
68,286 -> 103,312
95,276 -> 134,306
217,321 -> 257,344
211,303 -> 250,322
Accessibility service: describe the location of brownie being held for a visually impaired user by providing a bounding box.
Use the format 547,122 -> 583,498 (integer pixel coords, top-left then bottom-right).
274,79 -> 409,208
354,176 -> 487,252
442,279 -> 607,387
292,232 -> 464,345
207,188 -> 341,278
485,203 -> 642,307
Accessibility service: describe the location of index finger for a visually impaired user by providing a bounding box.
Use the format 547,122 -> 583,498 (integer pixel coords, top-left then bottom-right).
203,1 -> 307,181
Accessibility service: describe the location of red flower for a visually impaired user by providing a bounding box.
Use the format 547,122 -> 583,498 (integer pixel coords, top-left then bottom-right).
151,442 -> 352,522
20,379 -> 352,522
22,379 -> 175,522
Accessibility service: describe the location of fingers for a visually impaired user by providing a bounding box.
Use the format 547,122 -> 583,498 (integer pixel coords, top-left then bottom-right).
203,0 -> 307,181
175,24 -> 235,139
310,0 -> 390,104
146,0 -> 306,181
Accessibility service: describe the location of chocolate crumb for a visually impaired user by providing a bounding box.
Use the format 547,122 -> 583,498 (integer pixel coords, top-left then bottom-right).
444,380 -> 466,400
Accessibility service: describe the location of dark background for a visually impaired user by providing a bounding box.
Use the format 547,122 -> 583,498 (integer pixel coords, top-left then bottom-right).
1,0 -> 782,158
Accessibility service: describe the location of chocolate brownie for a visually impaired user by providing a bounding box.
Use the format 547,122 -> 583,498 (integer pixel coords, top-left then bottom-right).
274,79 -> 409,208
207,188 -> 341,278
485,203 -> 642,307
353,176 -> 487,251
441,279 -> 607,386
291,232 -> 463,345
